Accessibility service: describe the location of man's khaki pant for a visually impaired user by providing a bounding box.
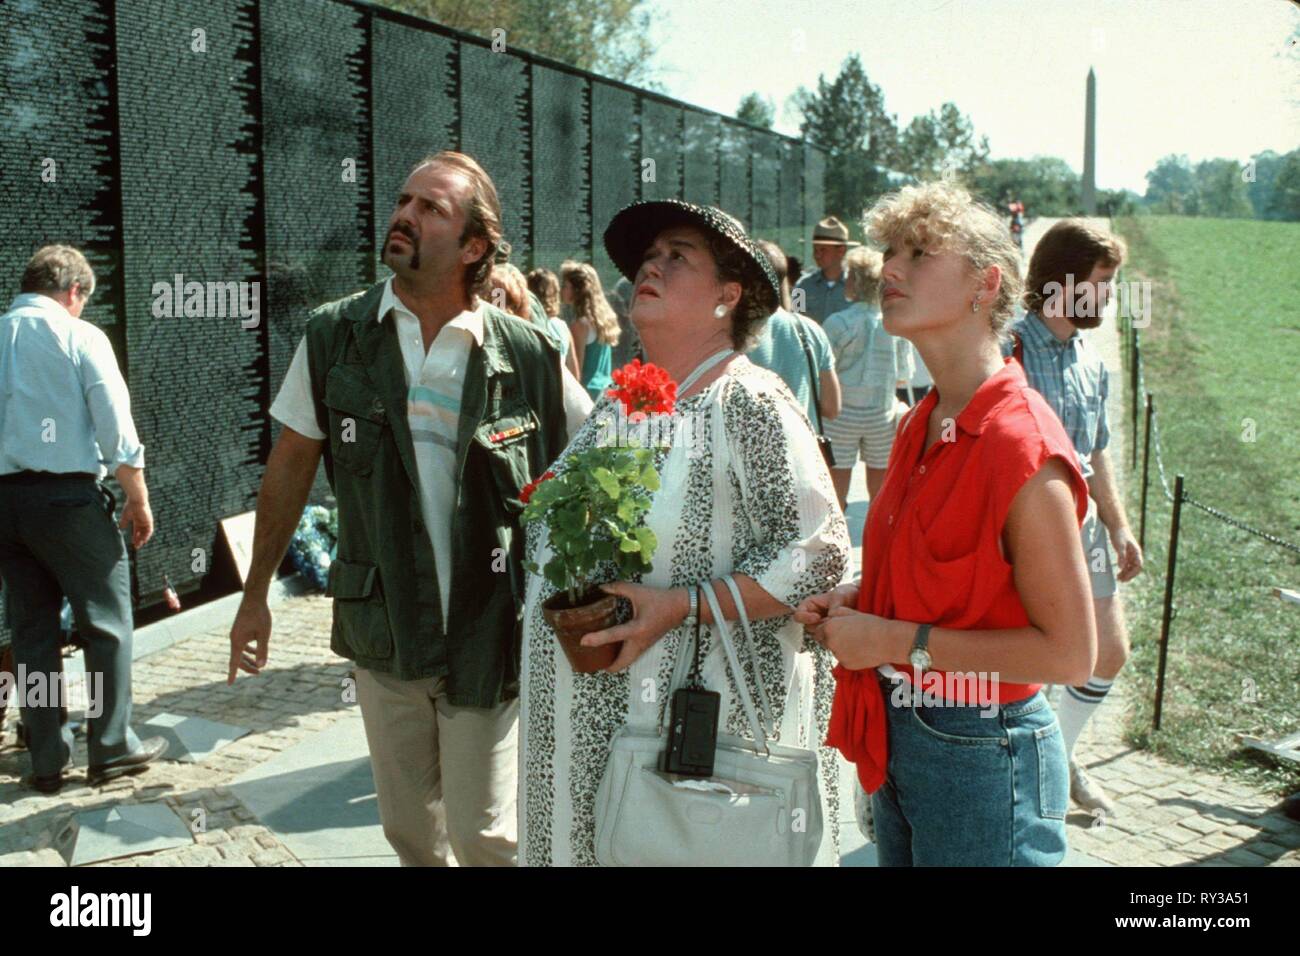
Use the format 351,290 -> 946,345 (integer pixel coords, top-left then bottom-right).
354,668 -> 518,867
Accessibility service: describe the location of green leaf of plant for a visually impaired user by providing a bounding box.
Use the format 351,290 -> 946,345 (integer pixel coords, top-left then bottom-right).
619,535 -> 641,553
544,560 -> 567,591
558,502 -> 587,536
593,467 -> 620,498
634,525 -> 658,556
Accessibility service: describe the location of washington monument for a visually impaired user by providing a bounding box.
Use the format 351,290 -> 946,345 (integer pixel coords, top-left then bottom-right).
1082,67 -> 1097,215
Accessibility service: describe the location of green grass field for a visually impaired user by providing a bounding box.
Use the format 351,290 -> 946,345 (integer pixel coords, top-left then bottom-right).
1113,215 -> 1300,796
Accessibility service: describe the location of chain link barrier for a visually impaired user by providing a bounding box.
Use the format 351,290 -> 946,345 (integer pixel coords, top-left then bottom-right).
1129,325 -> 1300,557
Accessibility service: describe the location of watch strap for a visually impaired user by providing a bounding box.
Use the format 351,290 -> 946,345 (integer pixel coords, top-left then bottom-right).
912,623 -> 933,656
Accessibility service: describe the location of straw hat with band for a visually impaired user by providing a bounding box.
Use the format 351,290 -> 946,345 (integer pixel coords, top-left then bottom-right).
603,199 -> 780,333
811,216 -> 861,247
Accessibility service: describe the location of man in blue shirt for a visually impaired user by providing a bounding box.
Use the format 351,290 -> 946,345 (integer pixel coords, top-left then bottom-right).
793,216 -> 857,323
1006,220 -> 1143,818
0,245 -> 168,792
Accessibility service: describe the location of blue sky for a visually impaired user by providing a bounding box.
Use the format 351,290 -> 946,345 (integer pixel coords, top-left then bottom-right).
644,0 -> 1300,193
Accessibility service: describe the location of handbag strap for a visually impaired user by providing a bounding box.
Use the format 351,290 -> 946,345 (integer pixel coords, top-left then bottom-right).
700,580 -> 771,757
664,598 -> 697,708
792,316 -> 826,436
719,573 -> 775,737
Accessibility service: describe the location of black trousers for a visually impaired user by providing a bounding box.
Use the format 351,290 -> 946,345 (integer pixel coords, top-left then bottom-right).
0,474 -> 141,777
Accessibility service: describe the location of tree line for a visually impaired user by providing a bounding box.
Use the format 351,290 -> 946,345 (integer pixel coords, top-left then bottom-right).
742,54 -> 1300,230
367,4 -> 1297,228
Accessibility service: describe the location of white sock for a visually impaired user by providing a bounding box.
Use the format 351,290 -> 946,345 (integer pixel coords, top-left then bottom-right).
1056,677 -> 1113,759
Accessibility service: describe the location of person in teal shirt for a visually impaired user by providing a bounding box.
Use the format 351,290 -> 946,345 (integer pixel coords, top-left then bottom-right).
560,261 -> 620,401
748,239 -> 841,428
526,267 -> 580,378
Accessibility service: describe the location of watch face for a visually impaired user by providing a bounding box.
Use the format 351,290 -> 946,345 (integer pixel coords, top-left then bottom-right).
910,649 -> 931,671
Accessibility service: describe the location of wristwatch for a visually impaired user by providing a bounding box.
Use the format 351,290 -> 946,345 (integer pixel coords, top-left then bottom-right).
908,623 -> 933,672
684,584 -> 699,630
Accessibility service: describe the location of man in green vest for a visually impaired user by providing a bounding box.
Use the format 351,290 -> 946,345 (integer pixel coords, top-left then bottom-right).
227,151 -> 570,866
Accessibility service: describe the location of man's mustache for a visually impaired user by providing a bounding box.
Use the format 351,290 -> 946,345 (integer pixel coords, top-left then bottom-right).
387,225 -> 420,270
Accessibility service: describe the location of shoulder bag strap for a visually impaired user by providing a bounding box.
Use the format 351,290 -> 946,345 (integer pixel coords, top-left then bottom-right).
700,581 -> 771,757
721,573 -> 776,738
792,317 -> 826,436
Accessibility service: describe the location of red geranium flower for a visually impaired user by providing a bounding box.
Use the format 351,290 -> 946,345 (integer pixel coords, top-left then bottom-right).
605,358 -> 677,419
520,470 -> 555,505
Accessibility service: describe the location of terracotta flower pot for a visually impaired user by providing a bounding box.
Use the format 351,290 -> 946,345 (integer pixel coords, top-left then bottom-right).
542,590 -> 620,674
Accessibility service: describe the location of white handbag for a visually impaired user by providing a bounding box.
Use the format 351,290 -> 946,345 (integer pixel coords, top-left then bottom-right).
592,574 -> 824,866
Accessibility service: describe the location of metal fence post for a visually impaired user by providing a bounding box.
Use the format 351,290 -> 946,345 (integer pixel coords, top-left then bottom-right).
1153,473 -> 1184,732
1120,314 -> 1127,377
1139,392 -> 1153,550
1130,331 -> 1140,470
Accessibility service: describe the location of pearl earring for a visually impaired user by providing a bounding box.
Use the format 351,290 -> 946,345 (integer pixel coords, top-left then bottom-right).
714,304 -> 727,319
971,298 -> 981,313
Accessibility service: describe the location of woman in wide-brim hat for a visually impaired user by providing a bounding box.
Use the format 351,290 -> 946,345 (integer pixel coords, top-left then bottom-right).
517,198 -> 851,866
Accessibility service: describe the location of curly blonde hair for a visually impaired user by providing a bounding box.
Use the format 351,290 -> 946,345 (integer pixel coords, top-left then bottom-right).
864,181 -> 1023,338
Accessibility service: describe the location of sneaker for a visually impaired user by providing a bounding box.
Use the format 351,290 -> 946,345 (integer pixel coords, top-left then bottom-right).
1070,759 -> 1116,816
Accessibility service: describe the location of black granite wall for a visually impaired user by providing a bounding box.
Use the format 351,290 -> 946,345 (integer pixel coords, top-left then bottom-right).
0,0 -> 825,625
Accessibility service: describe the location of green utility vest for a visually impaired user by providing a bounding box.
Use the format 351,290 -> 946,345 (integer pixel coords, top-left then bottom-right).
303,282 -> 568,706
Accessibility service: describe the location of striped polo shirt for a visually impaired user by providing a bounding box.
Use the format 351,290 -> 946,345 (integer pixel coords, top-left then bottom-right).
270,278 -> 483,624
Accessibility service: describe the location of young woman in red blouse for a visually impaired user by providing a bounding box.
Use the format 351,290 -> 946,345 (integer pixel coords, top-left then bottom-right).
796,182 -> 1098,866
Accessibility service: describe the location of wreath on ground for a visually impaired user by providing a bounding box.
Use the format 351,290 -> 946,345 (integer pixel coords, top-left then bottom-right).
288,505 -> 338,591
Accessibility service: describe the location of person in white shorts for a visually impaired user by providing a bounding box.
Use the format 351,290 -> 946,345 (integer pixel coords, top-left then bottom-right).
821,247 -> 912,508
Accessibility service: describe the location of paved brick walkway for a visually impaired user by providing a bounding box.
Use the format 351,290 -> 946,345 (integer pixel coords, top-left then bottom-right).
1056,677 -> 1298,866
0,595 -> 350,866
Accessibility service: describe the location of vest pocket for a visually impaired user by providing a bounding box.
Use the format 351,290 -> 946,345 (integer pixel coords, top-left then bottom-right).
324,368 -> 387,477
327,559 -> 393,659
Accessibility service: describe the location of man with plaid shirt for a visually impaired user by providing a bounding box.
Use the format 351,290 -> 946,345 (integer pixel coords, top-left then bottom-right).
1005,219 -> 1144,817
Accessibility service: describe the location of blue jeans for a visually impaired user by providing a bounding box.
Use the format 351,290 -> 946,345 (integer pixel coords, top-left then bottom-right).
871,672 -> 1069,866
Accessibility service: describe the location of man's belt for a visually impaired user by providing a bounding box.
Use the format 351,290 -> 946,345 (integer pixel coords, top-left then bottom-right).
0,470 -> 98,484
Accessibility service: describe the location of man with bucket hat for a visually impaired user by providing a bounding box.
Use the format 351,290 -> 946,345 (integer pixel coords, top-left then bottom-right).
794,216 -> 860,324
